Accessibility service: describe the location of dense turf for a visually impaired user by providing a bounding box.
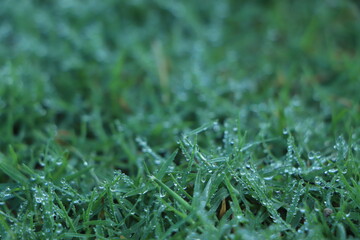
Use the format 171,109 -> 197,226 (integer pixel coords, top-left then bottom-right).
1,0 -> 360,239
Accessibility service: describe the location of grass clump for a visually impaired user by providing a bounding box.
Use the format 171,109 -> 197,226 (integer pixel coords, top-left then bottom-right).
1,0 -> 360,239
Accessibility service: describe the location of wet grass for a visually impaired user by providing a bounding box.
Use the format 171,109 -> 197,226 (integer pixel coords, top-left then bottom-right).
1,0 -> 360,239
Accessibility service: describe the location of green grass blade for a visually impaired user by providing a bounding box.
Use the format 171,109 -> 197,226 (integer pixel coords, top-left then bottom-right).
150,175 -> 192,211
0,154 -> 28,186
156,149 -> 178,180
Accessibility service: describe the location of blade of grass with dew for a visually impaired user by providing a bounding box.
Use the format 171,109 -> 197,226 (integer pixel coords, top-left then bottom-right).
240,167 -> 292,231
169,173 -> 192,199
105,184 -> 118,223
224,175 -> 245,222
83,219 -> 114,226
55,194 -> 76,232
150,175 -> 192,211
84,190 -> 97,223
286,179 -> 305,225
64,165 -> 94,182
239,137 -> 279,152
156,149 -> 178,180
156,195 -> 194,224
191,171 -> 218,236
184,122 -> 215,137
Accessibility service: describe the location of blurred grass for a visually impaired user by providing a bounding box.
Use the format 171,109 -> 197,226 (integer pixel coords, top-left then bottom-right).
0,0 -> 360,239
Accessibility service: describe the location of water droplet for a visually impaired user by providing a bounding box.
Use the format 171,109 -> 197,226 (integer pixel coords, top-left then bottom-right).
263,176 -> 273,181
283,128 -> 289,135
308,151 -> 316,160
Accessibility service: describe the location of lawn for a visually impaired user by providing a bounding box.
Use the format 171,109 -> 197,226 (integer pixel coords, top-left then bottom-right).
1,0 -> 360,239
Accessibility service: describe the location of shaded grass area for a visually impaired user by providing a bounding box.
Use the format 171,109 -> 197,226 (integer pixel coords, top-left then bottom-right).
0,0 -> 360,239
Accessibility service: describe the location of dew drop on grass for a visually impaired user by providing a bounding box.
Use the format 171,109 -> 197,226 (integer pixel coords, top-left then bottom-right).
308,151 -> 316,160
0,187 -> 11,199
283,128 -> 288,135
264,176 -> 273,181
183,140 -> 190,147
314,177 -> 323,186
334,136 -> 346,150
55,159 -> 62,166
39,159 -> 46,167
56,223 -> 63,234
201,177 -> 206,183
34,190 -> 46,204
334,135 -> 349,159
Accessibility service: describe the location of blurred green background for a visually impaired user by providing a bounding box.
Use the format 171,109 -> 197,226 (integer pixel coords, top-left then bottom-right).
1,0 -> 359,173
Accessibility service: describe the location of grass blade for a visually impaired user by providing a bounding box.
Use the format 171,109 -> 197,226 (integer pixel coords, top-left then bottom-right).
150,175 -> 192,211
0,154 -> 28,186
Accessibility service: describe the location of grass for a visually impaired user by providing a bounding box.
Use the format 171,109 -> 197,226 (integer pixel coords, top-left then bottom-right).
1,0 -> 360,239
